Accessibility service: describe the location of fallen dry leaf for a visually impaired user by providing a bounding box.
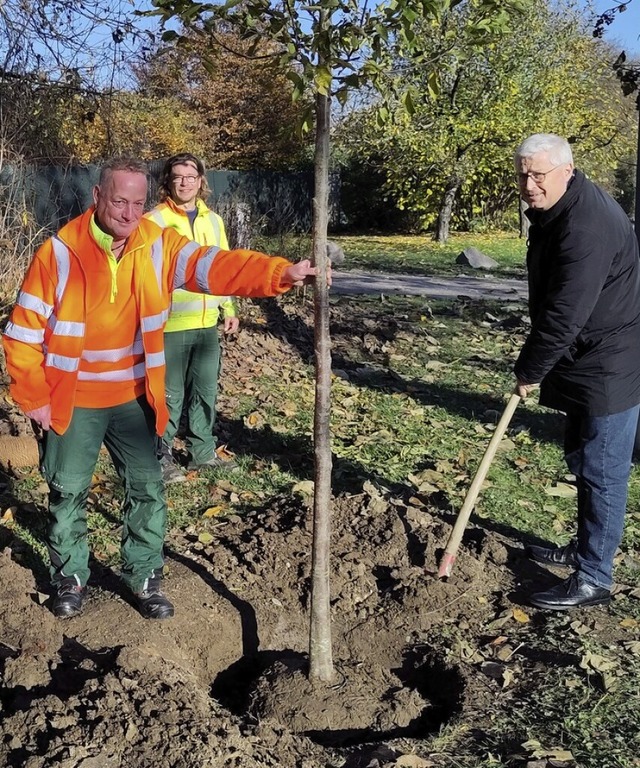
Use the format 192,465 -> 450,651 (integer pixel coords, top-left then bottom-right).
202,505 -> 225,518
393,756 -> 434,767
580,651 -> 618,674
544,482 -> 577,498
622,640 -> 640,656
244,411 -> 264,429
215,444 -> 236,460
292,480 -> 315,496
512,607 -> 530,623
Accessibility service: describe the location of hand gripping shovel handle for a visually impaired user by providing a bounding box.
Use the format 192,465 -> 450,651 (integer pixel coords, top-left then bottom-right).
437,393 -> 521,579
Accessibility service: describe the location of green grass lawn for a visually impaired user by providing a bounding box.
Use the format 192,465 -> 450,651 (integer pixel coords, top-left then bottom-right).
333,231 -> 527,278
256,230 -> 528,279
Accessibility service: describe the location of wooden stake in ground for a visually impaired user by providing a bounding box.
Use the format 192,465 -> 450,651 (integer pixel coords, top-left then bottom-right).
437,393 -> 521,579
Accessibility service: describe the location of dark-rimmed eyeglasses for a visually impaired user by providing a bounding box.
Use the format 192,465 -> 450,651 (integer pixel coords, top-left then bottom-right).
170,175 -> 199,184
517,164 -> 563,184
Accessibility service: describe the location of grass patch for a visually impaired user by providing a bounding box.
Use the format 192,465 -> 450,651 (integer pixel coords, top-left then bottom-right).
256,231 -> 527,279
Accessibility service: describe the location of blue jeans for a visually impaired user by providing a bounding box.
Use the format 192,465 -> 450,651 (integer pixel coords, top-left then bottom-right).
564,404 -> 639,589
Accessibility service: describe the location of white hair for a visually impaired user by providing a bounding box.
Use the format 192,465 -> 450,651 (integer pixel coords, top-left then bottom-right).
515,134 -> 573,167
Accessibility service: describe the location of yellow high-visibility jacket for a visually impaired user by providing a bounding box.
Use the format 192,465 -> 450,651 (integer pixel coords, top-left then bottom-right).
146,198 -> 236,333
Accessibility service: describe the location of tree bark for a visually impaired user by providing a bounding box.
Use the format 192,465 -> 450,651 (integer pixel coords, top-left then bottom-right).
434,175 -> 460,243
308,80 -> 335,684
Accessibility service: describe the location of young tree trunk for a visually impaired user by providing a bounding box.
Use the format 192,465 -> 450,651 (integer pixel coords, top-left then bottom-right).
308,82 -> 335,684
433,175 -> 460,244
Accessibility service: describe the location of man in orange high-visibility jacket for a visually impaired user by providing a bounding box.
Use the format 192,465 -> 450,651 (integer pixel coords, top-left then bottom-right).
2,156 -> 317,621
146,153 -> 239,483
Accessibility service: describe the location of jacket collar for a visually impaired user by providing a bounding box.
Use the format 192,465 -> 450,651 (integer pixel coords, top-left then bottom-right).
525,169 -> 584,228
162,196 -> 209,218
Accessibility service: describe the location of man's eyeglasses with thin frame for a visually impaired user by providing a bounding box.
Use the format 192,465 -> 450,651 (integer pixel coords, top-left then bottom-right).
517,164 -> 564,184
171,175 -> 200,184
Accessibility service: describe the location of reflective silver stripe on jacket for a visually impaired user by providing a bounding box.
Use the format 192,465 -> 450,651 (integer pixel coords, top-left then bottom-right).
150,237 -> 164,291
77,362 -> 146,381
52,237 -> 71,304
207,212 -> 222,242
141,310 -> 169,332
3,322 -> 45,344
17,291 -> 53,318
50,319 -> 85,337
147,210 -> 166,227
194,247 -> 219,293
145,351 -> 165,369
82,336 -> 144,363
46,352 -> 80,372
172,241 -> 202,289
169,298 -> 222,313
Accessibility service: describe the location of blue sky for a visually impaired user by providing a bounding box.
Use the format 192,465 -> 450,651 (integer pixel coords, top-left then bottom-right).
590,0 -> 640,56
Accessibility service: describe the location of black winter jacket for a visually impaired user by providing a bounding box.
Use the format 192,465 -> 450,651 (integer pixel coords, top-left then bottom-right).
514,170 -> 640,416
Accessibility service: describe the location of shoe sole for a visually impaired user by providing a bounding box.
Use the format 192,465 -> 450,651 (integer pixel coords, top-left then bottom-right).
140,607 -> 175,619
527,554 -> 578,568
529,595 -> 611,611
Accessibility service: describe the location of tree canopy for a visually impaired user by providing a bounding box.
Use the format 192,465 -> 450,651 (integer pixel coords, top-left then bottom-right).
336,0 -> 637,235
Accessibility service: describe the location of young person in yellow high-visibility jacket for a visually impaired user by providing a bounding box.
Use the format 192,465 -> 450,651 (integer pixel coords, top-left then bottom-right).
147,153 -> 239,483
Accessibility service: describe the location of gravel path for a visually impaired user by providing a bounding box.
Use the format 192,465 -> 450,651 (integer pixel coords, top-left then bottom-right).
332,269 -> 528,301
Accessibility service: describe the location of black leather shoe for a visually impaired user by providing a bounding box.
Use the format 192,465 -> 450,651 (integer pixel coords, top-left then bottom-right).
529,573 -> 610,611
526,539 -> 578,567
52,578 -> 86,618
135,570 -> 174,620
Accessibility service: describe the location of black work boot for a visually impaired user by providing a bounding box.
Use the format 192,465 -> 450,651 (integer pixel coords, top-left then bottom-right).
526,539 -> 578,567
159,442 -> 186,484
52,576 -> 86,618
134,569 -> 174,620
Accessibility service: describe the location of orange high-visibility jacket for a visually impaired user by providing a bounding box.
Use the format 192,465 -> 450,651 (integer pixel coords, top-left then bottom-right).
2,207 -> 292,436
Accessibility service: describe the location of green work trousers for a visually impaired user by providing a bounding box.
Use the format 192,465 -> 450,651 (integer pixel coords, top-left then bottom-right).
41,397 -> 166,592
163,326 -> 222,464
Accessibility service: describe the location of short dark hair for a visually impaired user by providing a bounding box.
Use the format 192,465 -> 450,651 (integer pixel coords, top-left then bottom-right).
98,156 -> 149,187
158,152 -> 210,202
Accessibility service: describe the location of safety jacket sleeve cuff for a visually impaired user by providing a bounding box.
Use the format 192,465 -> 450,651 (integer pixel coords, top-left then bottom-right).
221,298 -> 237,317
13,393 -> 51,414
273,259 -> 295,293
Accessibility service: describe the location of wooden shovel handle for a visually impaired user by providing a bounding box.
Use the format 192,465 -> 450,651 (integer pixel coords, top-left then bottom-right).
438,393 -> 521,578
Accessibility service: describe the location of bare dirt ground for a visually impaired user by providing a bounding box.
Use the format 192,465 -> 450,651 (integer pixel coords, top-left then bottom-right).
0,481 -> 525,768
0,296 -> 633,768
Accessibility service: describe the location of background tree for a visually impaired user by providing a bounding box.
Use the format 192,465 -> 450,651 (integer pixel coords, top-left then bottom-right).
0,0 -> 149,162
595,0 -> 639,235
137,29 -> 310,170
337,0 -> 637,238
